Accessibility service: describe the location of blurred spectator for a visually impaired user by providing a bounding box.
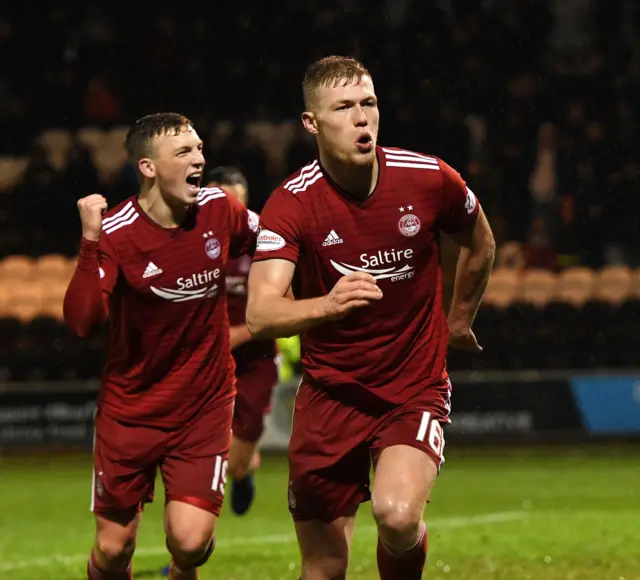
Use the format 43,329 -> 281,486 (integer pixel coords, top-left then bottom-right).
0,0 -> 635,264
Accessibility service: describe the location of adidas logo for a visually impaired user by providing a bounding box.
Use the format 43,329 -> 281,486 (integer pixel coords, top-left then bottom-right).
142,262 -> 163,278
322,230 -> 344,247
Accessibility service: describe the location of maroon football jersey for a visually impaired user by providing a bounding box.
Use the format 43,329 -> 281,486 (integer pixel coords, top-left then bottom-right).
91,187 -> 259,426
254,147 -> 479,405
226,254 -> 277,371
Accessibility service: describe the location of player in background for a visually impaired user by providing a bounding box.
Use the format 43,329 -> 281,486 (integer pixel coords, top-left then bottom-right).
204,166 -> 279,515
63,113 -> 258,580
246,57 -> 495,580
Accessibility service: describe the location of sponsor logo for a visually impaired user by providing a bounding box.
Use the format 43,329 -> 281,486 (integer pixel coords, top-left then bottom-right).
398,213 -> 421,237
150,268 -> 221,302
330,248 -> 415,283
322,229 -> 344,246
256,229 -> 285,252
142,262 -> 162,278
465,186 -> 477,214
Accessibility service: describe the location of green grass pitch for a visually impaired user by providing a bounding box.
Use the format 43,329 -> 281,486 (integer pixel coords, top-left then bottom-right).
1,445 -> 639,579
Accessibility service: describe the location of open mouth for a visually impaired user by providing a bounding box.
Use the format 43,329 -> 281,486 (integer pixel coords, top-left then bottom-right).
185,172 -> 202,191
356,134 -> 373,151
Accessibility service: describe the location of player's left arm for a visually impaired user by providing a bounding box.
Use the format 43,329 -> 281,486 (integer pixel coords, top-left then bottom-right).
439,232 -> 460,317
437,160 -> 496,352
227,193 -> 259,258
225,193 -> 261,346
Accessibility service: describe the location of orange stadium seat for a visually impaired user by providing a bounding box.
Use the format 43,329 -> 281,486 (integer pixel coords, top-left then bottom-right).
553,266 -> 596,306
495,241 -> 525,270
35,254 -> 70,280
630,269 -> 640,300
2,280 -> 46,322
483,268 -> 519,308
592,265 -> 632,304
9,303 -> 42,323
0,281 -> 11,316
39,279 -> 67,320
39,299 -> 65,321
519,269 -> 557,307
0,255 -> 36,281
38,129 -> 74,171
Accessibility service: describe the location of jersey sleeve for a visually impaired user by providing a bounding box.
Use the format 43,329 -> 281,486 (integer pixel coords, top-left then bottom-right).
253,186 -> 303,264
63,235 -> 119,336
97,234 -> 119,295
228,192 -> 260,258
437,159 -> 480,234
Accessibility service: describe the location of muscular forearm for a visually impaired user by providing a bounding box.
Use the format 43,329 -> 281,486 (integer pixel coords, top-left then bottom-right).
63,239 -> 108,337
448,243 -> 495,330
246,295 -> 328,339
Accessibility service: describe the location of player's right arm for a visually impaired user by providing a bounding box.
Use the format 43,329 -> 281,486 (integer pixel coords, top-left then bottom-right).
247,260 -> 381,339
63,194 -> 119,338
246,188 -> 382,340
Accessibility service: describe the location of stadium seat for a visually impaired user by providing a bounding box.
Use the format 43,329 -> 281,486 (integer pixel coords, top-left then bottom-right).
76,127 -> 105,153
553,266 -> 595,306
93,144 -> 127,183
0,255 -> 36,281
630,269 -> 640,299
3,280 -> 48,322
592,265 -> 632,304
0,157 -> 29,191
38,129 -> 74,171
106,126 -> 130,150
519,269 -> 556,307
483,269 -> 519,308
39,279 -> 67,320
495,241 -> 525,270
34,254 -> 73,281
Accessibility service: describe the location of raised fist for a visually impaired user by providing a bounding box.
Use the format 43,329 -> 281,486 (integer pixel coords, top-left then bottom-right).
77,194 -> 108,242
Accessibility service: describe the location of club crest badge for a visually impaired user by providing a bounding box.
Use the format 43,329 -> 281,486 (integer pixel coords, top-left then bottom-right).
398,213 -> 421,237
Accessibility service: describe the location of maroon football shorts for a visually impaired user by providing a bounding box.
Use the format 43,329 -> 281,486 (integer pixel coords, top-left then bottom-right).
288,372 -> 452,523
232,358 -> 279,443
91,398 -> 233,517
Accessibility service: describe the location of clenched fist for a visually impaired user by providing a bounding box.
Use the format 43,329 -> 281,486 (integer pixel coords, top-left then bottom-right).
77,194 -> 108,242
322,272 -> 383,322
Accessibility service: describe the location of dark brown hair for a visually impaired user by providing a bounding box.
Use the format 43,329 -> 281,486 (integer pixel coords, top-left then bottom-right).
124,112 -> 193,162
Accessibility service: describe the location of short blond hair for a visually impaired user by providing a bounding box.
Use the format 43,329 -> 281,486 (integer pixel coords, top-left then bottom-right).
302,56 -> 371,110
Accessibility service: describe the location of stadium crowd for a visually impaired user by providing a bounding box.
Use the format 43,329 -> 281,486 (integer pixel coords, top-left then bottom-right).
0,0 -> 638,377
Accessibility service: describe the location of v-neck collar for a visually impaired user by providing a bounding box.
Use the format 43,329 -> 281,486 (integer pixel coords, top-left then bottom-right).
320,146 -> 388,209
133,195 -> 195,238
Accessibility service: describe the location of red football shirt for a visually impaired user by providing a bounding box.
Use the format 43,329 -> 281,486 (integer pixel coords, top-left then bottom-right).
66,187 -> 259,427
254,147 -> 479,404
226,254 -> 277,371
